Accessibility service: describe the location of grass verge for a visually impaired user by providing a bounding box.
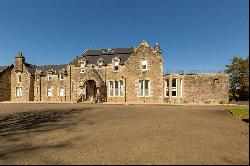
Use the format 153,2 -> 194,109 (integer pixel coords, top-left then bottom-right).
226,108 -> 249,116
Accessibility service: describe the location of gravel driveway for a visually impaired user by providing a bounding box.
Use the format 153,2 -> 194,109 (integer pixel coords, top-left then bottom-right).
0,103 -> 248,165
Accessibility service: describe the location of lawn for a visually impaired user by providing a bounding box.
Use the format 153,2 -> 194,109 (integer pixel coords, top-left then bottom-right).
227,107 -> 249,116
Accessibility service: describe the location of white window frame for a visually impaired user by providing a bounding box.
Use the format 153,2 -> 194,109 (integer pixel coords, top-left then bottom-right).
59,87 -> 65,96
165,79 -> 170,97
59,74 -> 64,80
47,87 -> 52,97
109,80 -> 124,97
180,78 -> 183,97
16,87 -> 23,96
97,58 -> 104,69
80,60 -> 86,73
139,80 -> 150,97
172,78 -> 177,97
109,81 -> 114,96
141,59 -> 148,70
48,73 -> 52,81
112,57 -> 120,72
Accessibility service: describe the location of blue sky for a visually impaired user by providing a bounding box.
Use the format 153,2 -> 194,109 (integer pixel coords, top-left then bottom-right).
0,0 -> 248,72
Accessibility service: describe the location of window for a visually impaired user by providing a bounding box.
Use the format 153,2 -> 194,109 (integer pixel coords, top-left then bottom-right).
60,74 -> 64,80
120,81 -> 123,96
16,87 -> 23,96
47,87 -> 52,96
139,80 -> 150,97
36,87 -> 39,94
109,81 -> 113,96
165,79 -> 169,97
80,61 -> 86,73
98,59 -> 104,69
109,80 -> 124,97
172,78 -> 177,97
141,59 -> 148,70
59,87 -> 65,96
36,75 -> 40,81
115,81 -> 119,96
18,75 -> 21,82
48,73 -> 52,81
180,78 -> 183,97
114,61 -> 119,71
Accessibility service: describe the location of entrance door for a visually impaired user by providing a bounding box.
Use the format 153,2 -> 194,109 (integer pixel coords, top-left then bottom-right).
86,80 -> 96,101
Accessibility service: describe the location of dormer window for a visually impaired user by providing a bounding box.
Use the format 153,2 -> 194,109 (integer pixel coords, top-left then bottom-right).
141,59 -> 148,70
97,58 -> 104,69
35,75 -> 40,81
80,59 -> 86,73
112,57 -> 120,71
60,74 -> 64,80
48,73 -> 52,81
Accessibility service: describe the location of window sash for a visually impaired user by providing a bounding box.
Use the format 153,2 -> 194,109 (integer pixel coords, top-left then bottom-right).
120,81 -> 123,96
109,81 -> 113,96
47,87 -> 52,96
16,87 -> 22,96
60,74 -> 64,80
172,78 -> 177,87
165,79 -> 169,97
141,60 -> 148,70
48,74 -> 52,80
139,80 -> 150,97
115,81 -> 119,96
59,88 -> 65,96
109,81 -> 124,97
180,79 -> 183,97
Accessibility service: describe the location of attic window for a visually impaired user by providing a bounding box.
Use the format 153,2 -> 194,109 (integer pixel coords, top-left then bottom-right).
112,57 -> 120,71
141,59 -> 148,70
60,74 -> 64,80
80,60 -> 86,73
97,58 -> 104,69
48,73 -> 52,81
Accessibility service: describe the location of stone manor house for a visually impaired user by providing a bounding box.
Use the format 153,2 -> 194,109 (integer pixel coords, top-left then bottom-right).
0,41 -> 229,104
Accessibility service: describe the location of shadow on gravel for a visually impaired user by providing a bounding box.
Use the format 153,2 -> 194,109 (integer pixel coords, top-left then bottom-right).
0,108 -> 90,137
242,118 -> 249,123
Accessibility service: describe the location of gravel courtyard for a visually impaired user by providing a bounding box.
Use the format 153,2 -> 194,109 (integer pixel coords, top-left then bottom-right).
0,103 -> 248,165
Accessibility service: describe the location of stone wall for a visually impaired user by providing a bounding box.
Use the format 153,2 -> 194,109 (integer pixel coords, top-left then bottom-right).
163,74 -> 229,104
34,72 -> 69,102
11,64 -> 34,102
0,67 -> 12,101
123,43 -> 164,103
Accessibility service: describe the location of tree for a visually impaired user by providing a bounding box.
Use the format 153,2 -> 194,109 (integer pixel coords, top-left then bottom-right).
226,56 -> 249,100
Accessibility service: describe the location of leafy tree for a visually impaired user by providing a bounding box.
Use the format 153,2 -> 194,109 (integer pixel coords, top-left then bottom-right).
226,56 -> 249,98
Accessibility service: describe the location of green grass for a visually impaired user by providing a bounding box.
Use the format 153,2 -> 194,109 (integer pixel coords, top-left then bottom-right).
227,108 -> 249,116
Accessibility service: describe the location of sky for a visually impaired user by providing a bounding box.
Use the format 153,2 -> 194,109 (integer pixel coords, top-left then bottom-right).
0,0 -> 248,73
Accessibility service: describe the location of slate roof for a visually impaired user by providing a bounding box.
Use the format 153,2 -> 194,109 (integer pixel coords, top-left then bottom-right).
36,64 -> 68,75
70,47 -> 135,65
0,66 -> 8,73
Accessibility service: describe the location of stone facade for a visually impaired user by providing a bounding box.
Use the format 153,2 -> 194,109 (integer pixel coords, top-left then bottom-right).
163,74 -> 229,104
0,41 -> 229,104
0,66 -> 12,101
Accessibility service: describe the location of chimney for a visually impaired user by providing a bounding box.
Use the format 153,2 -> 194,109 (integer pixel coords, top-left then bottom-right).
15,52 -> 25,72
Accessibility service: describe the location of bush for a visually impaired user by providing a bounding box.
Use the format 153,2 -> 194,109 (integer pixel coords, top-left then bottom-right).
219,100 -> 231,104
